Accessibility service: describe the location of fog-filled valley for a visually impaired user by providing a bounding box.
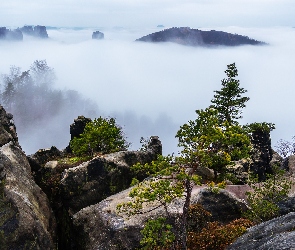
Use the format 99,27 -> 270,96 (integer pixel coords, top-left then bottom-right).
1,26 -> 295,155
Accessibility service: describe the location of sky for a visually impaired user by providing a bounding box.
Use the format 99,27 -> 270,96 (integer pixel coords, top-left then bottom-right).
0,1 -> 295,155
1,0 -> 295,28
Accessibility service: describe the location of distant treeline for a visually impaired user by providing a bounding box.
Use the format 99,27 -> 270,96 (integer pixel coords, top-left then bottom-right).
136,27 -> 265,46
0,60 -> 97,133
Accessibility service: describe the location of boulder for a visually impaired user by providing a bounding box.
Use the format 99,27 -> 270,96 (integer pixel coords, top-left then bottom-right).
0,106 -> 56,249
92,31 -> 104,40
227,212 -> 295,250
72,186 -> 247,249
27,146 -> 62,172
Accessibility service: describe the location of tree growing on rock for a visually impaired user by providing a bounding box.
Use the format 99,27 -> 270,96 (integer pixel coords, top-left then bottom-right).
117,63 -> 255,249
70,116 -> 130,155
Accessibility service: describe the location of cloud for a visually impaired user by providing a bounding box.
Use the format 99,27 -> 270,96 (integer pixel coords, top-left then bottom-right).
0,0 -> 294,27
0,25 -> 295,155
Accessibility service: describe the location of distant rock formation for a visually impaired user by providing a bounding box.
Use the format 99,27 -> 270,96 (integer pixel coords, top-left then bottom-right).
136,27 -> 265,47
0,27 -> 23,41
92,31 -> 104,40
20,25 -> 49,38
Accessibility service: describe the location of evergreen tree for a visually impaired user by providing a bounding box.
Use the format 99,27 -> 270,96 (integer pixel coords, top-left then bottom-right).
211,63 -> 250,125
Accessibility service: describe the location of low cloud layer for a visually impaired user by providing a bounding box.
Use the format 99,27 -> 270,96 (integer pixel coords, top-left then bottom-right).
0,26 -> 295,155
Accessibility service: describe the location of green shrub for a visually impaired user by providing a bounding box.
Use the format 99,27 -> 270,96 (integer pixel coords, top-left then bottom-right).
70,117 -> 130,156
243,165 -> 293,223
140,217 -> 175,250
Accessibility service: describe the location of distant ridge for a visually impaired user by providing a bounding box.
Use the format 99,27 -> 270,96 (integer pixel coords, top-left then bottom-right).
136,27 -> 265,46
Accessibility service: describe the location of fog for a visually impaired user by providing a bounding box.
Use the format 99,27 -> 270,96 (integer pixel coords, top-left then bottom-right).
1,1 -> 294,155
1,25 -> 295,155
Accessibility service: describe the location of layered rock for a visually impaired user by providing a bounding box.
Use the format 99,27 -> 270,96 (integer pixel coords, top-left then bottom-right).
60,136 -> 162,214
227,212 -> 295,250
0,106 -> 56,249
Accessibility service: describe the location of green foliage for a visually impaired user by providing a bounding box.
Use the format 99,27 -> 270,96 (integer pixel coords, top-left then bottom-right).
246,122 -> 275,134
117,155 -> 201,248
70,117 -> 130,156
243,165 -> 293,223
187,218 -> 253,250
176,108 -> 251,180
210,62 -> 250,125
140,217 -> 175,250
206,181 -> 227,194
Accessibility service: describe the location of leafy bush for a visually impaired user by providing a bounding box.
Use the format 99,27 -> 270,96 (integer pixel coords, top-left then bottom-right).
70,117 -> 130,155
140,217 -> 175,250
187,218 -> 253,250
243,165 -> 293,223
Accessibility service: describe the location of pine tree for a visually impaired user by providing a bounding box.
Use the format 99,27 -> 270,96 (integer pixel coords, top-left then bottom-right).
211,63 -> 250,125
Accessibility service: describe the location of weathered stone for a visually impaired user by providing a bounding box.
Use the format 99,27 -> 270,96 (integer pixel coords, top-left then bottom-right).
60,142 -> 162,214
0,106 -> 19,148
226,159 -> 251,184
27,146 -> 62,172
287,155 -> 295,175
193,189 -> 248,224
0,105 -> 56,249
250,125 -> 273,181
72,186 -> 247,249
227,212 -> 295,250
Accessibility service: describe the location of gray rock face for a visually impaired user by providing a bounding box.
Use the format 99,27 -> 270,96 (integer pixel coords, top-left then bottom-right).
195,189 -> 248,224
60,138 -> 162,214
227,212 -> 295,250
72,186 -> 247,249
0,106 -> 56,249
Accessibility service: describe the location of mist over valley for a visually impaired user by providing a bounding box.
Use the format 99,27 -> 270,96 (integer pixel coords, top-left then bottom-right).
1,26 -> 295,155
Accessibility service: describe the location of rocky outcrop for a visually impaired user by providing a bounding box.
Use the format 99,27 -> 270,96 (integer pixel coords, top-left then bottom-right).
0,106 -> 56,249
28,146 -> 62,173
0,27 -> 23,41
136,27 -> 265,47
20,25 -> 49,38
60,136 -> 162,214
72,186 -> 248,249
92,31 -> 104,40
227,212 -> 295,250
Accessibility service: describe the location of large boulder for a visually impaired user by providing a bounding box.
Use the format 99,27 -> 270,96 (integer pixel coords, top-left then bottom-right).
0,106 -> 56,249
72,186 -> 248,249
227,212 -> 295,250
60,137 -> 162,214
